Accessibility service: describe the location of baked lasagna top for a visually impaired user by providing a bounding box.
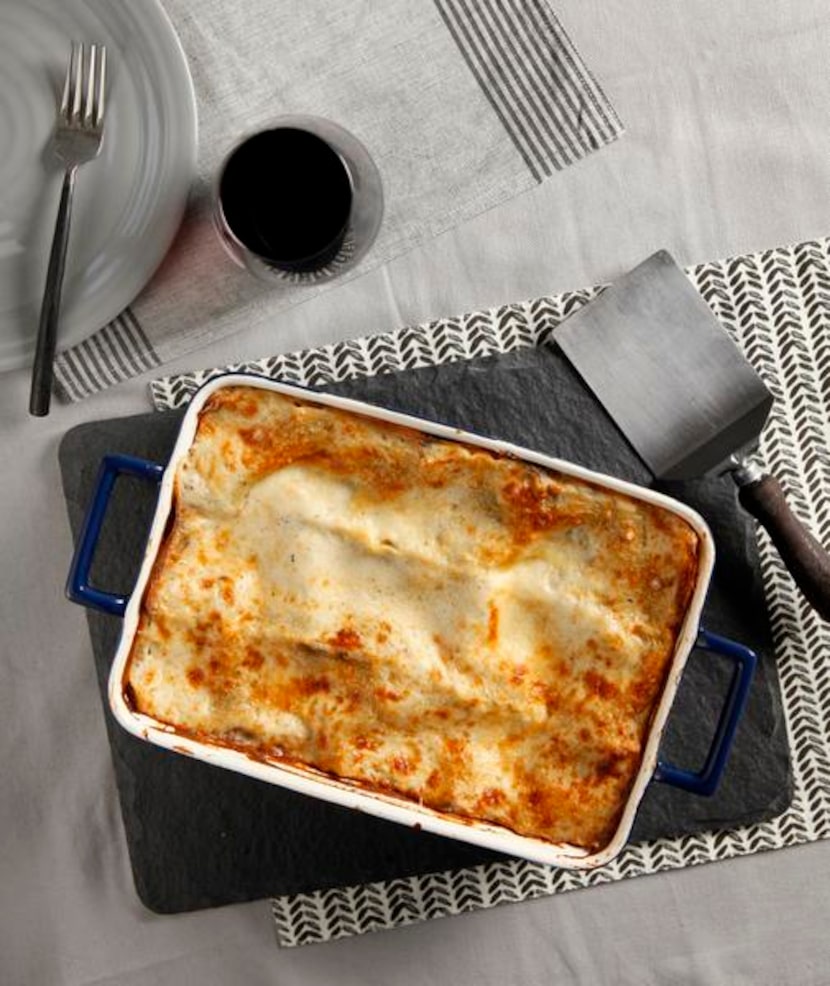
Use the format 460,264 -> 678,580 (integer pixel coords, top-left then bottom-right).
126,385 -> 700,851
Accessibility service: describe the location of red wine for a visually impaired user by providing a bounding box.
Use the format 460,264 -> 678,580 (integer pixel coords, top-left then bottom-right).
219,128 -> 354,272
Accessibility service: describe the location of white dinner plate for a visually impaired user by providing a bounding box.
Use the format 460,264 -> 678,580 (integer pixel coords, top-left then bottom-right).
0,0 -> 197,372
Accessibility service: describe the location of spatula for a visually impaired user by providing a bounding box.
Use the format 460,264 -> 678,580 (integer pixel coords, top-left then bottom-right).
554,249 -> 830,621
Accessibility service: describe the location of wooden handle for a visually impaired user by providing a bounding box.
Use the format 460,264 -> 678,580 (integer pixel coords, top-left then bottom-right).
738,474 -> 830,621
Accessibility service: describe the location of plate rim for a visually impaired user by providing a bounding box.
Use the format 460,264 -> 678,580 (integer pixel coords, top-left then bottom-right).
0,0 -> 199,373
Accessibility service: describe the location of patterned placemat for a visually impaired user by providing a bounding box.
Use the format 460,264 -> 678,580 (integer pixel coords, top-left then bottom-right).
150,239 -> 830,947
53,0 -> 622,402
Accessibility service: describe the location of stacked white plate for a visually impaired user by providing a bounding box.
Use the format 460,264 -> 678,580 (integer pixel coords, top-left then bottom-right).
0,0 -> 197,371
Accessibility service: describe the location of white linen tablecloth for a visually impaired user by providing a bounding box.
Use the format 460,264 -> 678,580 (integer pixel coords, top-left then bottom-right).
2,1 -> 830,983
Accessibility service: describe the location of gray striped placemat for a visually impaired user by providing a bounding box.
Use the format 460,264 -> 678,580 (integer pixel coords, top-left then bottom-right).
150,238 -> 830,947
434,0 -> 620,178
53,0 -> 621,402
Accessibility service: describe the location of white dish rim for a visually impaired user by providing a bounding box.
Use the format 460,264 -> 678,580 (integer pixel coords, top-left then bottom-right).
106,372 -> 716,870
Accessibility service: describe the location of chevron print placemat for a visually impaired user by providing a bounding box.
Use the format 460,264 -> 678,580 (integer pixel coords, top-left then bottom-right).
150,238 -> 830,947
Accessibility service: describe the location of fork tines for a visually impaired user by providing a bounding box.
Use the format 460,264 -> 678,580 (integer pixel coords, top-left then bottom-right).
61,41 -> 107,129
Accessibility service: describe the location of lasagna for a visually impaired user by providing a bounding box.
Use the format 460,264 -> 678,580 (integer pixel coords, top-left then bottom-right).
126,385 -> 700,850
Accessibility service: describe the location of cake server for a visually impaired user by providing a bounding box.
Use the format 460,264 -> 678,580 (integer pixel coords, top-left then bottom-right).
554,249 -> 830,620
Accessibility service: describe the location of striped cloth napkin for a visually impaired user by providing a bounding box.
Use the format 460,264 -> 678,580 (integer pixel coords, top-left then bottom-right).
54,0 -> 622,401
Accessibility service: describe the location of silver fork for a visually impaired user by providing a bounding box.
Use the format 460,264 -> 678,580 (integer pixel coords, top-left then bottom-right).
29,42 -> 107,417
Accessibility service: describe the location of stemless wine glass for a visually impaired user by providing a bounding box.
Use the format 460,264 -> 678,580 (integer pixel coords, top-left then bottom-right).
213,114 -> 384,284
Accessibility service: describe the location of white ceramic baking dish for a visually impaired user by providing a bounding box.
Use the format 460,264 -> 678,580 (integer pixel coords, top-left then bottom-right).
67,374 -> 756,870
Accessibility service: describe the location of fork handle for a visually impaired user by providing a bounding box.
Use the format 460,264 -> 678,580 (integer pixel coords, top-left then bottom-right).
29,166 -> 77,417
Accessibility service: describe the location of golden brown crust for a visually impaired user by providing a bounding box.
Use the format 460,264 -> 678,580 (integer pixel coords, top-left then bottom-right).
126,386 -> 700,850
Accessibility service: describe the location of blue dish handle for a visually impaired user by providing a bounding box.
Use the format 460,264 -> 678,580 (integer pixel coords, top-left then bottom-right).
653,629 -> 757,796
66,454 -> 165,617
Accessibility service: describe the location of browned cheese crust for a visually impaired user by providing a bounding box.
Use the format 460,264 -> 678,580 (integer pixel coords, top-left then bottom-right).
126,386 -> 700,850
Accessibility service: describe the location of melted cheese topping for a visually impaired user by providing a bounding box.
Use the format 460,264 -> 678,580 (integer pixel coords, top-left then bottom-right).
126,386 -> 700,850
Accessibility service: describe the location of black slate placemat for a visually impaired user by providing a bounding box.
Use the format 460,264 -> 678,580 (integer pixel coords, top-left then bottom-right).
59,345 -> 792,913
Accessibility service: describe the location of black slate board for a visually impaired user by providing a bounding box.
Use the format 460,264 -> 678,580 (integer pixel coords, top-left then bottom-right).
59,345 -> 793,914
